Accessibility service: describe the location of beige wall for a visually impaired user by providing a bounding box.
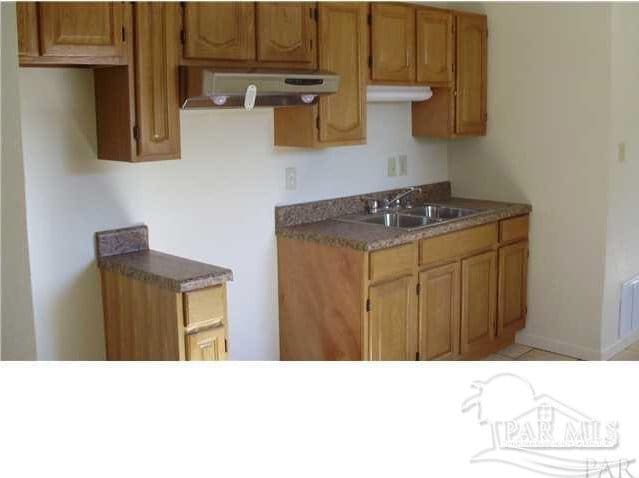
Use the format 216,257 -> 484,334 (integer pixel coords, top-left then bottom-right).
449,4 -> 611,359
601,4 -> 639,357
18,68 -> 448,360
1,3 -> 37,360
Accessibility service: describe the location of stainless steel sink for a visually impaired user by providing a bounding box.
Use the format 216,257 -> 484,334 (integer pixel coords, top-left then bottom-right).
359,213 -> 441,229
336,203 -> 484,231
401,205 -> 480,220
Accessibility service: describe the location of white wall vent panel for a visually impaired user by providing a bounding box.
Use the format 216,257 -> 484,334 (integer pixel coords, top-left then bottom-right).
619,275 -> 639,339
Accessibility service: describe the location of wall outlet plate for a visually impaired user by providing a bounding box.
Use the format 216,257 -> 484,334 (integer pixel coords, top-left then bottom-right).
398,154 -> 408,176
285,167 -> 297,190
387,156 -> 397,177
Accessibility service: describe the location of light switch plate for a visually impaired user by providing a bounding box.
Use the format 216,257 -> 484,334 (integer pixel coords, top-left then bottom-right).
618,142 -> 626,163
387,156 -> 397,177
398,154 -> 408,176
285,167 -> 297,190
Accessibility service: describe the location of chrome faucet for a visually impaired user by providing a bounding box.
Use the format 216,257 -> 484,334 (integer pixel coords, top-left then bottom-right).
362,187 -> 422,213
387,187 -> 422,209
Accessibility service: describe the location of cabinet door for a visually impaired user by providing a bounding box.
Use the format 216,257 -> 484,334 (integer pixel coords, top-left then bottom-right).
371,3 -> 415,83
39,2 -> 126,59
183,2 -> 255,60
460,250 -> 497,357
498,241 -> 528,336
317,3 -> 367,144
186,327 -> 228,361
455,13 -> 487,135
416,8 -> 454,86
368,276 -> 417,361
133,3 -> 180,159
17,2 -> 39,58
418,262 -> 460,360
257,2 -> 316,66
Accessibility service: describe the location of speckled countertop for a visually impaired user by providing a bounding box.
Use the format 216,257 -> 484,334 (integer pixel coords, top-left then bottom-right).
276,197 -> 531,251
96,225 -> 233,292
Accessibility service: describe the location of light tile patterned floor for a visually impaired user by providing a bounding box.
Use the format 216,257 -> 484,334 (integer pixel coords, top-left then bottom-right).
484,341 -> 639,361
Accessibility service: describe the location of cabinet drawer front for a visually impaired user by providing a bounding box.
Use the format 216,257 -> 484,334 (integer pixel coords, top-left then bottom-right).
500,215 -> 529,243
184,285 -> 226,327
369,243 -> 416,282
420,223 -> 497,265
186,326 -> 227,361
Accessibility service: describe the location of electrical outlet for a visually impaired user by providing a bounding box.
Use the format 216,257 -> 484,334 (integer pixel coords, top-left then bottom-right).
285,167 -> 297,190
618,142 -> 626,163
387,156 -> 398,177
398,154 -> 408,176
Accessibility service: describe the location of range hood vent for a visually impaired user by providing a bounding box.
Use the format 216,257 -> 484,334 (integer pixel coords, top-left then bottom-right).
180,68 -> 340,110
367,85 -> 433,103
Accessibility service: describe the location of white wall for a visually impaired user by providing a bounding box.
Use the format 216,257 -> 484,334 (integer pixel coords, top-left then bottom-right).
18,68 -> 448,360
448,4 -> 611,359
1,3 -> 37,360
600,4 -> 639,357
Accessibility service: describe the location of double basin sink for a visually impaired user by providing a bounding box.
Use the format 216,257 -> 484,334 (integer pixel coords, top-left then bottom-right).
338,204 -> 483,231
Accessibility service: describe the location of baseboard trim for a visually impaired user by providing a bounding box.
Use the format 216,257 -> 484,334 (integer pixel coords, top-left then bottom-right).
515,331 -> 601,361
601,328 -> 639,361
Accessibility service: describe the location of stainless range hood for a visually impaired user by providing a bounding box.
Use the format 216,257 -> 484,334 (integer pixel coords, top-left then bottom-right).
180,68 -> 339,110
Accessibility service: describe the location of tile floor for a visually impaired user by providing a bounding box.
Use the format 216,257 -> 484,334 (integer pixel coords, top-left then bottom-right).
484,341 -> 639,361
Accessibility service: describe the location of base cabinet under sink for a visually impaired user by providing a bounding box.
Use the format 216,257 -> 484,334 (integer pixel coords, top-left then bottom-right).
278,214 -> 529,361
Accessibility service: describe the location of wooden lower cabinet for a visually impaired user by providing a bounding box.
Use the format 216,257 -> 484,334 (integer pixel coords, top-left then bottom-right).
418,262 -> 460,360
368,275 -> 417,361
498,241 -> 528,337
278,215 -> 529,361
100,270 -> 229,361
186,326 -> 228,361
460,250 -> 497,357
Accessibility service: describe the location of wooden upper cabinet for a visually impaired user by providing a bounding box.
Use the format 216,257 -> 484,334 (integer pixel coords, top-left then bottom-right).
416,8 -> 454,86
133,2 -> 180,160
273,2 -> 367,148
17,3 -> 39,58
371,3 -> 415,83
183,3 -> 256,61
460,250 -> 497,358
317,3 -> 367,144
368,275 -> 417,361
39,2 -> 126,60
498,241 -> 528,337
256,2 -> 316,67
455,12 -> 487,135
418,262 -> 460,361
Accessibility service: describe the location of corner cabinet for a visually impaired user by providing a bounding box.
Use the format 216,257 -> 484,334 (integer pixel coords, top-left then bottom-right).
278,214 -> 529,361
412,11 -> 487,138
132,2 -> 181,159
274,2 -> 367,148
94,2 -> 181,162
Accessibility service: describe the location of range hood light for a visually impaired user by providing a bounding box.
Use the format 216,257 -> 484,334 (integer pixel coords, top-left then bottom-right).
211,95 -> 228,106
300,94 -> 317,104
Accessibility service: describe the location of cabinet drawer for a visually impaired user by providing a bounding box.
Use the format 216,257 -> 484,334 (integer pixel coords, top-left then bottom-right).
500,215 -> 529,243
369,243 -> 416,282
420,223 -> 497,266
186,326 -> 227,361
184,284 -> 226,327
